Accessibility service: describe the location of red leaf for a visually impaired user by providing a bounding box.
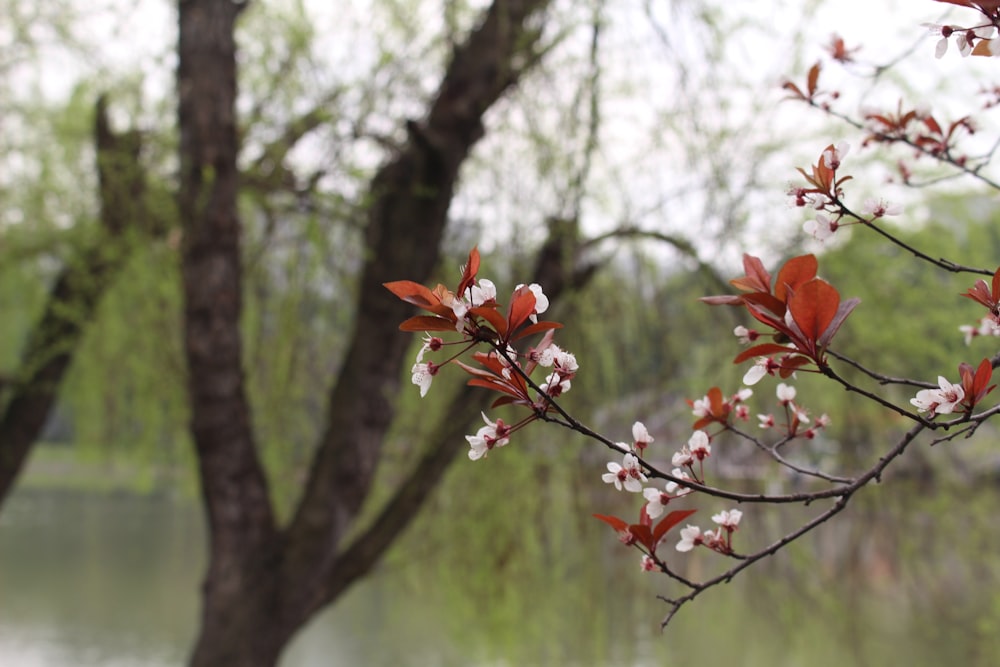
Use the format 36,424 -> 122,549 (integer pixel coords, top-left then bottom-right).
653,509 -> 697,546
707,386 -> 725,415
692,415 -> 714,430
975,358 -> 993,393
505,286 -> 537,336
384,280 -> 442,309
807,61 -> 821,96
774,255 -> 818,303
456,247 -> 480,297
788,278 -> 840,345
628,524 -> 655,551
730,254 -> 771,293
817,297 -> 859,347
510,320 -> 563,341
469,305 -> 507,336
992,267 -> 1000,302
399,315 -> 457,332
733,342 -> 793,364
700,294 -> 745,306
593,513 -> 629,533
778,355 -> 811,377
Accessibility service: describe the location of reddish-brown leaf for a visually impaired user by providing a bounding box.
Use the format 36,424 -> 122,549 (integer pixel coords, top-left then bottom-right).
706,386 -> 724,414
730,254 -> 771,293
384,280 -> 442,309
593,513 -> 629,533
742,291 -> 787,318
817,297 -> 860,347
628,524 -> 655,551
469,305 -> 507,337
733,343 -> 793,364
653,509 -> 697,546
807,61 -> 821,96
774,254 -> 818,303
699,294 -> 745,306
399,315 -> 457,332
456,247 -> 480,297
788,278 -> 840,344
505,286 -> 537,336
692,415 -> 714,430
778,355 -> 811,377
510,320 -> 563,341
972,357 -> 995,403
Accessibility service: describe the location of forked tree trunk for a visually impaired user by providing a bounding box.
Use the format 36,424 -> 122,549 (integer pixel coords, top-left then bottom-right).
178,1 -> 552,665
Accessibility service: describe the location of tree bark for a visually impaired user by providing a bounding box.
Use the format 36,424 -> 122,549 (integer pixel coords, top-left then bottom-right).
0,97 -> 145,504
180,1 -> 553,665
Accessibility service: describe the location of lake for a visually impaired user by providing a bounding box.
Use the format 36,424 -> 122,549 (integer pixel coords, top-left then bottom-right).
1,478 -> 999,666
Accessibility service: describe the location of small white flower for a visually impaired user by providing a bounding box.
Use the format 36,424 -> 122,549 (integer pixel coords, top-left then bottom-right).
804,213 -> 837,242
712,509 -> 743,531
776,382 -> 797,404
676,525 -> 702,552
743,359 -> 770,385
540,372 -> 571,396
465,412 -> 510,460
643,486 -> 669,519
691,394 -> 711,418
861,197 -> 902,218
822,142 -> 850,170
632,421 -> 654,450
602,453 -> 647,492
411,362 -> 435,397
665,468 -> 693,496
469,279 -> 497,306
688,430 -> 711,460
516,282 -> 549,323
910,376 -> 965,415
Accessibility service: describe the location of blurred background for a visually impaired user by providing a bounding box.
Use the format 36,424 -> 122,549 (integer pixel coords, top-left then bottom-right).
3,0 -> 1000,665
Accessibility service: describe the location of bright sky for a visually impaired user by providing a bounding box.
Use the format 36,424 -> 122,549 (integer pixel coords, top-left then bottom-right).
7,0 -> 999,264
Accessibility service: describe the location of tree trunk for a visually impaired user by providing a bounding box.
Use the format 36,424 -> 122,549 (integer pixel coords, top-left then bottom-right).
179,1 -> 553,665
0,97 -> 146,503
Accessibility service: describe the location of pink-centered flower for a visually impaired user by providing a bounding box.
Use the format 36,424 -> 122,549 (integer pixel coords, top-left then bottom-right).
822,142 -> 849,170
465,412 -> 511,460
640,554 -> 657,572
861,197 -> 902,218
411,361 -> 438,397
910,376 -> 966,415
676,525 -> 703,552
734,325 -> 759,345
744,357 -> 780,385
632,421 -> 654,452
776,382 -> 797,404
602,453 -> 647,492
804,212 -> 838,242
688,430 -> 711,460
666,468 -> 693,497
712,508 -> 743,531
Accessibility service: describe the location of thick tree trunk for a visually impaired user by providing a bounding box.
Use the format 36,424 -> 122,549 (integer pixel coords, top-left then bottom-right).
180,1 -> 553,665
0,97 -> 145,504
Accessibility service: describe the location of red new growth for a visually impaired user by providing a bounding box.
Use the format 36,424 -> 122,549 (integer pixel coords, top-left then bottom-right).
959,358 -> 997,412
961,267 -> 1000,321
594,508 -> 697,556
702,253 -> 859,374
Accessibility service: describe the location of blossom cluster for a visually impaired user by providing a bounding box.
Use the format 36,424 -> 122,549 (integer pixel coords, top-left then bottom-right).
757,383 -> 830,439
384,248 -> 565,460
